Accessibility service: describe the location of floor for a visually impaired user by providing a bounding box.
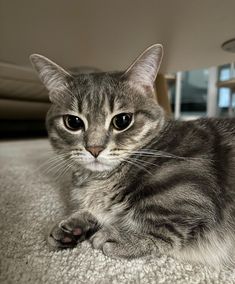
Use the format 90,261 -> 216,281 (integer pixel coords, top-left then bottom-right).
0,139 -> 235,283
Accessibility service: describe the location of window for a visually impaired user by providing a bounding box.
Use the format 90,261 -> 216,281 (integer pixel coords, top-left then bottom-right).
168,63 -> 235,119
217,64 -> 234,117
169,69 -> 208,119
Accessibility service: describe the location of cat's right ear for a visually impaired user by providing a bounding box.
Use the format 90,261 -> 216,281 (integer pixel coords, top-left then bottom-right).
30,54 -> 71,102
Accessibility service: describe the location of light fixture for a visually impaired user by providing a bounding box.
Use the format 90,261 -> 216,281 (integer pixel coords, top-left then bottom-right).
221,38 -> 235,53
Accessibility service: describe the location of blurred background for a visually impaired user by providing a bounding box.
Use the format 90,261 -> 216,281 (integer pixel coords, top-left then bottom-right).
0,0 -> 235,138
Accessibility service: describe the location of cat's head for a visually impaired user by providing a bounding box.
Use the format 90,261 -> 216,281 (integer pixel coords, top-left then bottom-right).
30,44 -> 165,172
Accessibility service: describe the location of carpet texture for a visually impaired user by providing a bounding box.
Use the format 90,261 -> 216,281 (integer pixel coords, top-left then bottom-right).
1,139 -> 235,284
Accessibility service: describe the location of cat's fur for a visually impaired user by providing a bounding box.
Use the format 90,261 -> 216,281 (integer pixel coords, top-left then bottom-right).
30,44 -> 235,267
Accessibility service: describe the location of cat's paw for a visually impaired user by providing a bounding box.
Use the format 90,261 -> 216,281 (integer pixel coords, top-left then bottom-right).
90,228 -> 146,259
90,228 -> 120,258
90,228 -> 111,250
47,221 -> 84,249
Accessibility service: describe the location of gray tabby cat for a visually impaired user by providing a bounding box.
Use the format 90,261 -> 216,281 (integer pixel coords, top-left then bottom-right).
30,44 -> 235,267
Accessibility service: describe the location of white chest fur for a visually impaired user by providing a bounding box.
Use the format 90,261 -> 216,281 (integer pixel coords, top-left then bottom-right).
71,173 -> 128,226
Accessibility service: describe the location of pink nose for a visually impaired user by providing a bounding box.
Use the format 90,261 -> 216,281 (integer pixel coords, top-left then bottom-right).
86,146 -> 104,158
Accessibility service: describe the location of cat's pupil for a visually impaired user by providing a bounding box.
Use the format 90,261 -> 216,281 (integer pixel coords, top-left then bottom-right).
63,115 -> 84,131
112,113 -> 132,131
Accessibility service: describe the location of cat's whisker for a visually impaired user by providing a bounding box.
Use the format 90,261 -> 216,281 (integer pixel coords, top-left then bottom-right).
52,159 -> 75,181
42,159 -> 67,176
139,149 -> 208,160
119,157 -> 153,176
108,153 -> 161,169
40,159 -> 63,172
46,157 -> 75,180
37,152 -> 72,175
118,148 -> 205,161
130,157 -> 161,168
35,153 -> 69,173
132,152 -> 187,160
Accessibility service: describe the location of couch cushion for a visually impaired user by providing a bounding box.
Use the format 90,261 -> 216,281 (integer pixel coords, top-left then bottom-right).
0,62 -> 49,102
0,98 -> 50,120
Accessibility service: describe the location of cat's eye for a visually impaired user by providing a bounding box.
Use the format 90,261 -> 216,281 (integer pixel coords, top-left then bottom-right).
63,115 -> 84,131
112,113 -> 133,131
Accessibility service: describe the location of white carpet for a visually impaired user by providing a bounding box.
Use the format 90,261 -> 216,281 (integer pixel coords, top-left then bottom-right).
1,139 -> 235,284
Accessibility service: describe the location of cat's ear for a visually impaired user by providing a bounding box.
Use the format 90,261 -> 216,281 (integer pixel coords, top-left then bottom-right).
30,54 -> 71,102
124,44 -> 163,91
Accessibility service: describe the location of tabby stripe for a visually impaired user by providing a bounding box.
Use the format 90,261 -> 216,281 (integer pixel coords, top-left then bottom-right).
149,232 -> 173,245
127,172 -> 216,206
137,204 -> 208,224
135,110 -> 156,121
186,221 -> 208,242
145,218 -> 184,240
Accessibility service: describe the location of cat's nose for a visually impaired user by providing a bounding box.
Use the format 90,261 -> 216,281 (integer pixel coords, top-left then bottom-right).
86,146 -> 104,158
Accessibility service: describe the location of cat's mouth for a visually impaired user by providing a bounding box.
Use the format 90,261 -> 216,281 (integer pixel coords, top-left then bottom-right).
84,159 -> 114,172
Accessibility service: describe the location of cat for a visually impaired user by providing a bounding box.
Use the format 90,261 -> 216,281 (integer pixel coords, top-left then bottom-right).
30,44 -> 235,267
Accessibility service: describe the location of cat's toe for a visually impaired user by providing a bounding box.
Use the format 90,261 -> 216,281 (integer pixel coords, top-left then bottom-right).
47,224 -> 79,249
90,229 -> 111,250
92,235 -> 120,258
72,227 -> 83,236
59,221 -> 83,237
102,241 -> 117,257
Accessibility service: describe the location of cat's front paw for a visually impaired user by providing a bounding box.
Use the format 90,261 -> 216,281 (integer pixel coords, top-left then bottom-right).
90,228 -> 150,259
90,228 -> 111,250
48,221 -> 84,249
90,228 -> 121,258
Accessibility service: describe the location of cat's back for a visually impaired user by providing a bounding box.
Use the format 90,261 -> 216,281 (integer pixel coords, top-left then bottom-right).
190,118 -> 235,157
169,117 -> 235,195
161,117 -> 235,152
194,117 -> 235,138
149,117 -> 235,198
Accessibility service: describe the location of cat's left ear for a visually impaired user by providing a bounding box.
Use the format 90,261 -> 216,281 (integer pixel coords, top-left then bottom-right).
30,54 -> 71,102
124,44 -> 163,91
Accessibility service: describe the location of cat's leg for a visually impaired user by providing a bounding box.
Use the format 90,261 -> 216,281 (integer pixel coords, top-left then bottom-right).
48,211 -> 99,249
90,226 -> 175,259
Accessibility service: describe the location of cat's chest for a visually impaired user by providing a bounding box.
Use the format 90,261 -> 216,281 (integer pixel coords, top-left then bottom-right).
71,174 -> 125,225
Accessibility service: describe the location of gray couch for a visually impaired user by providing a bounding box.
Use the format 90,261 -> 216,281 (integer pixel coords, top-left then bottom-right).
0,62 -> 50,137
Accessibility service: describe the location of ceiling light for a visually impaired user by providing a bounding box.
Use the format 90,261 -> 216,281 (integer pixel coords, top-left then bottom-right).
221,38 -> 235,53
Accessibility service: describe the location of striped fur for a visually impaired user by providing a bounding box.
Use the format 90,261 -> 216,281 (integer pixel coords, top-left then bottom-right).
31,45 -> 235,267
